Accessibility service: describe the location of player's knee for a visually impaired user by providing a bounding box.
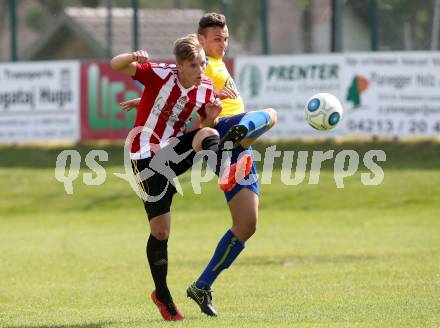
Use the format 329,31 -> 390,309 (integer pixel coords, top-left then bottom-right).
151,228 -> 169,240
235,220 -> 257,240
246,221 -> 257,237
199,127 -> 219,138
193,127 -> 219,151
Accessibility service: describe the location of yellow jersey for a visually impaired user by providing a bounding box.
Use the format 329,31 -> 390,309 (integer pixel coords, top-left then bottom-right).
204,56 -> 244,118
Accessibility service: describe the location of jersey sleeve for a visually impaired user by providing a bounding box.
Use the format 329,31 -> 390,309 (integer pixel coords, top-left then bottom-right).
132,62 -> 173,86
132,63 -> 154,86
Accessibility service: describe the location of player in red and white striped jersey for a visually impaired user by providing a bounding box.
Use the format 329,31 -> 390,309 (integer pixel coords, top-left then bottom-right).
129,61 -> 216,159
111,34 -> 229,321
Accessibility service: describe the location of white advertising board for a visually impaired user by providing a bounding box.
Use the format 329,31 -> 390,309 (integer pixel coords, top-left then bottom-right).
342,52 -> 440,136
235,52 -> 440,138
0,61 -> 80,143
235,54 -> 344,138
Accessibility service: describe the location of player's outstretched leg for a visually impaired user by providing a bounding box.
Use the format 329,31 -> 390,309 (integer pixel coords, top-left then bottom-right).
218,124 -> 249,150
227,108 -> 277,149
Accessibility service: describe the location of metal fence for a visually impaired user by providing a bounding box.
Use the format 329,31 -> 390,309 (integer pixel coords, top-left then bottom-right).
1,0 -> 439,62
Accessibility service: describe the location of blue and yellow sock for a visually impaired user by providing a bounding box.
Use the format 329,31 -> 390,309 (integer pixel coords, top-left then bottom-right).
195,229 -> 244,289
239,111 -> 271,139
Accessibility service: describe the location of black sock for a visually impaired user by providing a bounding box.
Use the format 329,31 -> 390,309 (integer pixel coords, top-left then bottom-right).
201,135 -> 220,153
146,234 -> 171,302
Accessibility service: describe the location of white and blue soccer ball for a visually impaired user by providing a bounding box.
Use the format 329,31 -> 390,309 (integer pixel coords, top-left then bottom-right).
304,93 -> 343,131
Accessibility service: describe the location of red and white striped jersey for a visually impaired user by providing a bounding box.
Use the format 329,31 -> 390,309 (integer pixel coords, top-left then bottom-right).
129,62 -> 215,159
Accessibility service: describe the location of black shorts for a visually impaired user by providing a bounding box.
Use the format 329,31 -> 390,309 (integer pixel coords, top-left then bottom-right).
130,129 -> 199,220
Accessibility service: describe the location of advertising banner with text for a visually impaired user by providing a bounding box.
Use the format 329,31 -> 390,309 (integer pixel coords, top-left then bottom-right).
235,52 -> 440,138
342,52 -> 440,136
80,61 -> 141,140
0,61 -> 80,143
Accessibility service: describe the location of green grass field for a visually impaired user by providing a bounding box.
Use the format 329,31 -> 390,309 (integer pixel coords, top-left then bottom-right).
1,141 -> 439,327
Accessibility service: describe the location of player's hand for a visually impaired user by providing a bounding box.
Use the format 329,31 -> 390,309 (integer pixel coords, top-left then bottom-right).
205,98 -> 222,120
216,87 -> 238,100
120,98 -> 141,111
132,50 -> 149,64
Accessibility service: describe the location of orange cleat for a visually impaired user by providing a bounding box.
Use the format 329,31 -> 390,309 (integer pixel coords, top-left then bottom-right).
219,154 -> 253,192
150,290 -> 185,321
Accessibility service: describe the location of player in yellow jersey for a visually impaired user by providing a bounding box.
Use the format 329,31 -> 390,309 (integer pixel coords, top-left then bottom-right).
185,13 -> 277,317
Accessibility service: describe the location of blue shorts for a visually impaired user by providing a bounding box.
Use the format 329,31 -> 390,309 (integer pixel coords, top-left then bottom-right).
215,113 -> 259,202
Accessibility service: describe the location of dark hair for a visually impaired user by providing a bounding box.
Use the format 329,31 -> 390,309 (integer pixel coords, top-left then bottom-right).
198,12 -> 226,35
173,34 -> 203,63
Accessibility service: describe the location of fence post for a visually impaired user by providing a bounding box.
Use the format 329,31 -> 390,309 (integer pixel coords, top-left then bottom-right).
132,0 -> 139,52
106,0 -> 113,59
331,0 -> 343,52
370,0 -> 378,51
9,0 -> 18,61
261,0 -> 269,54
432,0 -> 440,50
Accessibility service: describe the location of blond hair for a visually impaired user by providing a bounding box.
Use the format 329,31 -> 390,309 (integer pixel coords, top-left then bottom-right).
173,34 -> 203,63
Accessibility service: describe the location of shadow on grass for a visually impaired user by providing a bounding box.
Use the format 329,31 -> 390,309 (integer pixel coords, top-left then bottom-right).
172,253 -> 389,270
5,323 -> 110,328
0,140 -> 439,170
4,318 -> 170,328
238,253 -> 392,267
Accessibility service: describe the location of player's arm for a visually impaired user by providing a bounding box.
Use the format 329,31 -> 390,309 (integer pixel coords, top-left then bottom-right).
120,98 -> 141,112
110,50 -> 149,76
200,98 -> 222,127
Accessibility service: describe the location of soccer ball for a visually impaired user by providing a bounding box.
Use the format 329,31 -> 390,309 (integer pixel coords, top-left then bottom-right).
304,93 -> 343,131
